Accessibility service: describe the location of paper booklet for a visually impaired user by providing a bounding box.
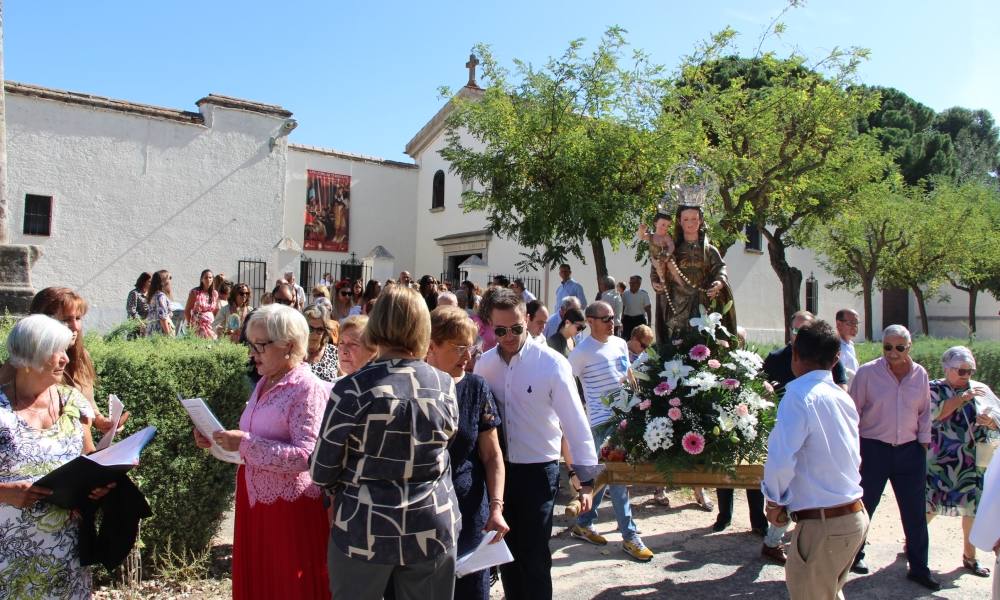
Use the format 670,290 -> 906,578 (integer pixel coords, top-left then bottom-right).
455,530 -> 514,578
180,397 -> 243,464
35,426 -> 157,509
94,394 -> 126,451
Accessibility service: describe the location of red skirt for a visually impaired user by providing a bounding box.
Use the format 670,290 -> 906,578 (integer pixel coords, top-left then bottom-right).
232,466 -> 331,600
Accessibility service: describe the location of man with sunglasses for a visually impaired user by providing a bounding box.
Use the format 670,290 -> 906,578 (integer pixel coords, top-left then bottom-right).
568,302 -> 654,561
848,324 -> 939,591
473,289 -> 600,600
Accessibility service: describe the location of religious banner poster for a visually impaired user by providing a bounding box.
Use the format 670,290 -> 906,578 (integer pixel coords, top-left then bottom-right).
304,170 -> 351,252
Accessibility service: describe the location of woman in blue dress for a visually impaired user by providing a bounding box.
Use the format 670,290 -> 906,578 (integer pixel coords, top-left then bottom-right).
426,306 -> 509,600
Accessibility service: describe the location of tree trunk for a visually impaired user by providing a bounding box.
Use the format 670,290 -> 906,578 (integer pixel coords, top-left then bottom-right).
968,285 -> 979,334
861,277 -> 875,342
911,285 -> 929,336
589,236 -> 608,292
764,236 -> 802,342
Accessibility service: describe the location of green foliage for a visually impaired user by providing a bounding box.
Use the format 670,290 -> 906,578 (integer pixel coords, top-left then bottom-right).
87,335 -> 250,565
933,107 -> 1000,183
0,326 -> 250,566
854,339 -> 1000,391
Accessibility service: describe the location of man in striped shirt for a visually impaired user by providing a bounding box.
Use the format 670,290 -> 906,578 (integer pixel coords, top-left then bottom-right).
567,301 -> 654,561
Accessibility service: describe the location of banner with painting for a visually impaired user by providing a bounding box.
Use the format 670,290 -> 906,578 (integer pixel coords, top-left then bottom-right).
304,170 -> 351,252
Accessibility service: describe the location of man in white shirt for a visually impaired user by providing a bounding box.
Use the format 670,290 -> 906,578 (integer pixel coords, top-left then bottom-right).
762,320 -> 868,600
621,275 -> 652,340
283,271 -> 307,310
568,301 -> 654,561
543,296 -> 582,339
474,288 -> 599,600
554,263 -> 588,312
511,278 -> 536,303
835,308 -> 860,382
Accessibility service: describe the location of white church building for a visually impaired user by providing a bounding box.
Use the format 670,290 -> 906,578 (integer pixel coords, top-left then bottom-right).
5,70 -> 998,341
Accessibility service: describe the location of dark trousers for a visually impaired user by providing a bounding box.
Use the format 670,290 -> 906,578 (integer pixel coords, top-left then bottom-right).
500,461 -> 560,600
855,438 -> 930,576
715,488 -> 768,531
328,543 -> 455,600
622,314 -> 647,341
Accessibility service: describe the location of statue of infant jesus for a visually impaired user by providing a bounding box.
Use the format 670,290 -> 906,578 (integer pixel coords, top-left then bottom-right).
638,216 -> 686,292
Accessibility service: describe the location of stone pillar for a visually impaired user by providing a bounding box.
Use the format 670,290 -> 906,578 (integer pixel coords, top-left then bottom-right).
364,245 -> 396,284
0,244 -> 41,314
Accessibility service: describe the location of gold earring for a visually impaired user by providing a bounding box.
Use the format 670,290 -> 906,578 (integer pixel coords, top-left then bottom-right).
284,354 -> 291,360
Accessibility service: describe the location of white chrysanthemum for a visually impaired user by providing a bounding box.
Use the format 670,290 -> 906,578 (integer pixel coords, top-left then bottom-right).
738,388 -> 774,411
730,350 -> 764,376
643,416 -> 675,452
682,371 -> 719,396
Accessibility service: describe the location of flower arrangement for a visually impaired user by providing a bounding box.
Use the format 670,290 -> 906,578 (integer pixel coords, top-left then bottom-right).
600,306 -> 776,474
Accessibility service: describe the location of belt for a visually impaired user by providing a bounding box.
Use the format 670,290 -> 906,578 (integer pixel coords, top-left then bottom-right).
791,500 -> 863,522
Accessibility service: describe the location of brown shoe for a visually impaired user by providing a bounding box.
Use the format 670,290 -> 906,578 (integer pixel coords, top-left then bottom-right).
761,543 -> 787,565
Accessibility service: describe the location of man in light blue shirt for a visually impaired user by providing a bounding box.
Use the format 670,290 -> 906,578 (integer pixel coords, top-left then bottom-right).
835,308 -> 860,382
554,264 -> 587,312
762,320 -> 868,600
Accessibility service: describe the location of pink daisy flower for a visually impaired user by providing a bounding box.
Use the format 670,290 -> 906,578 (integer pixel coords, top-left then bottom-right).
707,359 -> 721,369
668,397 -> 682,407
654,381 -> 673,396
722,378 -> 740,390
689,344 -> 711,361
682,431 -> 706,455
668,407 -> 682,421
638,399 -> 652,411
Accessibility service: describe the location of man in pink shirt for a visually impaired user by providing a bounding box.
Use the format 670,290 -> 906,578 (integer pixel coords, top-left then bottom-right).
849,324 -> 939,591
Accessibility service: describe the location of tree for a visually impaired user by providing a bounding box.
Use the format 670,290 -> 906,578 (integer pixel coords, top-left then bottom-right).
674,37 -> 881,339
877,183 -> 973,335
857,86 -> 958,185
440,28 -> 688,285
944,181 -> 1000,333
808,181 -> 910,340
933,107 -> 1000,183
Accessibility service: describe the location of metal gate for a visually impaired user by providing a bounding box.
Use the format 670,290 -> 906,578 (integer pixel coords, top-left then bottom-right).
488,273 -> 542,298
237,259 -> 268,308
300,253 -> 372,289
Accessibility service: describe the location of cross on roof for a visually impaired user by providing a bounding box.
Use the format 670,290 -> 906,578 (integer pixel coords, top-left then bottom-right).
465,54 -> 480,88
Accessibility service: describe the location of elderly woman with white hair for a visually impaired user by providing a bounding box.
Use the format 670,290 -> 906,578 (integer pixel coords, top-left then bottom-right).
194,304 -> 331,599
926,345 -> 1000,577
1,315 -> 116,599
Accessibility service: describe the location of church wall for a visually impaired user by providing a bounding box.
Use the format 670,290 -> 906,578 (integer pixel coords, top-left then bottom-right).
6,93 -> 288,331
919,284 -> 1000,340
285,147 -> 419,281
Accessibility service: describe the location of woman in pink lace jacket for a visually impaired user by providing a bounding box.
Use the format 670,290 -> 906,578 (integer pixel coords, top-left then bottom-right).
194,304 -> 332,600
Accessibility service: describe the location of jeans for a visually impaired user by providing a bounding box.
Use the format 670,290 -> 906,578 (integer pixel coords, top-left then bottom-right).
576,421 -> 638,541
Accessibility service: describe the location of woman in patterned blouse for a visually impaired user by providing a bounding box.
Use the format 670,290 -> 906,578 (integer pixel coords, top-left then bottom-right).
126,272 -> 151,322
311,285 -> 461,600
303,303 -> 340,383
146,270 -> 175,336
195,304 -> 331,599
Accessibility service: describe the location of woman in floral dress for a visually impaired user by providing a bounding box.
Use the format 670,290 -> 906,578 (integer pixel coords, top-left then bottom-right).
185,269 -> 220,339
926,345 -> 1000,577
1,315 -> 114,599
146,270 -> 175,337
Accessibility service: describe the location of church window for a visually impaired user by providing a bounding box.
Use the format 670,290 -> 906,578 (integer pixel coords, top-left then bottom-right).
23,194 -> 53,236
745,224 -> 762,252
432,170 -> 445,209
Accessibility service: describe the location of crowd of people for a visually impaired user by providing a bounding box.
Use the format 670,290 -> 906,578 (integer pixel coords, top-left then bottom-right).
1,262 -> 1000,600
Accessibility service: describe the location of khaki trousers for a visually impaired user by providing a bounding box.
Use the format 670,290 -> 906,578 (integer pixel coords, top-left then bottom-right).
786,508 -> 869,600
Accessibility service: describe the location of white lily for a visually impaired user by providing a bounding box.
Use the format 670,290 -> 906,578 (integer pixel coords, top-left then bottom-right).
689,305 -> 732,340
659,359 -> 694,389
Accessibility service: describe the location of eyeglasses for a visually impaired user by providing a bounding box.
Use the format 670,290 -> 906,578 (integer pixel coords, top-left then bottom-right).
956,368 -> 976,377
248,340 -> 274,354
274,297 -> 294,306
308,326 -> 326,335
883,343 -> 910,353
589,315 -> 615,324
493,324 -> 526,338
638,341 -> 650,350
237,291 -> 250,296
449,342 -> 474,355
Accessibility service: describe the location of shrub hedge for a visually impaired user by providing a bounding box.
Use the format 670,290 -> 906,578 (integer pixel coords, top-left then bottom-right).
0,319 -> 250,567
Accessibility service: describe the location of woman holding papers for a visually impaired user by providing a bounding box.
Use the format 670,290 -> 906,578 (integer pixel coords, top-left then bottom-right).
310,286 -> 461,600
0,315 -> 115,599
194,304 -> 330,600
425,306 -> 508,600
927,346 -> 1000,577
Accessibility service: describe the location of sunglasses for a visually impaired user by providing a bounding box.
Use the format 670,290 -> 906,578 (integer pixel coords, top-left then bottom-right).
883,343 -> 910,353
450,342 -> 475,355
493,324 -> 526,338
589,315 -> 615,324
339,291 -> 352,297
639,341 -> 650,350
237,291 -> 250,296
274,297 -> 294,306
956,368 -> 976,377
308,326 -> 326,335
573,323 -> 587,332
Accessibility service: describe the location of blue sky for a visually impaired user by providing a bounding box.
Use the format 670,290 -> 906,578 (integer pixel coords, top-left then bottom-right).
5,1 -> 998,162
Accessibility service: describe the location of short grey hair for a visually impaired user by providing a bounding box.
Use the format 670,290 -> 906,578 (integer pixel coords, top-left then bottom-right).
601,275 -> 616,290
882,324 -> 911,342
436,291 -> 458,306
942,346 -> 976,371
560,296 -> 581,311
247,304 -> 309,361
6,315 -> 73,370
